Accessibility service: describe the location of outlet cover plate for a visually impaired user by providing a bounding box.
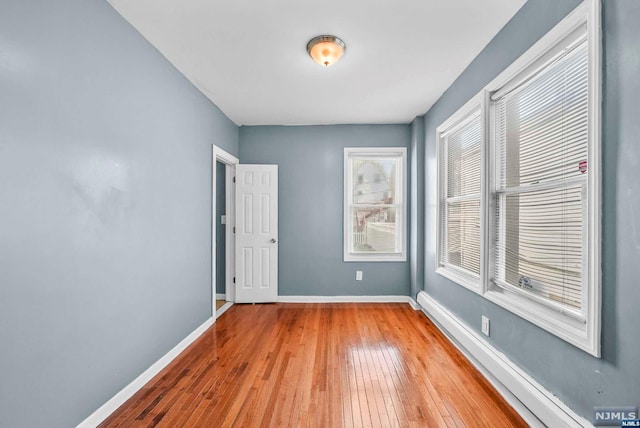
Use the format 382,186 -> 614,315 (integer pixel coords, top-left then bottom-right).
481,316 -> 490,336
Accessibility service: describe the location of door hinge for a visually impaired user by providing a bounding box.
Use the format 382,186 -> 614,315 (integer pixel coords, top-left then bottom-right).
233,176 -> 236,183
233,277 -> 236,283
233,226 -> 236,233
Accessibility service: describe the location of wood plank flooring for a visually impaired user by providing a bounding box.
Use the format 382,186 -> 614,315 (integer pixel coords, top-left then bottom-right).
100,303 -> 527,428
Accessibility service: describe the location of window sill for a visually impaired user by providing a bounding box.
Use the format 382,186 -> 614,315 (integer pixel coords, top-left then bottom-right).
484,285 -> 599,357
344,253 -> 406,262
436,266 -> 481,294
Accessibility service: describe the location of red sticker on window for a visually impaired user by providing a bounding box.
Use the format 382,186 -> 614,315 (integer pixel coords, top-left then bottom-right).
579,160 -> 588,174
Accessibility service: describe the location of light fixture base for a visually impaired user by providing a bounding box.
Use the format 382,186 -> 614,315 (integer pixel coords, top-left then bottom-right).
307,35 -> 346,67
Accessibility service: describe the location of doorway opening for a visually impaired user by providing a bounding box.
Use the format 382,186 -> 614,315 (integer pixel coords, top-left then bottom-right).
212,145 -> 238,319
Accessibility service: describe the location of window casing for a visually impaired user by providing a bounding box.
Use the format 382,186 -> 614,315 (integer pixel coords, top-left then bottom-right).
344,148 -> 407,262
435,0 -> 600,356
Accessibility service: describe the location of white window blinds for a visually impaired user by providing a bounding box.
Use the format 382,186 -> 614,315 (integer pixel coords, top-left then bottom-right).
435,1 -> 600,355
440,114 -> 482,276
492,35 -> 589,313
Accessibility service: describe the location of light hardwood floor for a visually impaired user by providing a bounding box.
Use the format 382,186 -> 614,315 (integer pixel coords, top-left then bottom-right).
100,303 -> 526,427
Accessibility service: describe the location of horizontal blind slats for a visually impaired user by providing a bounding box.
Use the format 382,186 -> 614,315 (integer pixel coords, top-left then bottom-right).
496,40 -> 589,190
447,120 -> 482,197
495,184 -> 584,310
442,110 -> 482,277
493,35 -> 588,314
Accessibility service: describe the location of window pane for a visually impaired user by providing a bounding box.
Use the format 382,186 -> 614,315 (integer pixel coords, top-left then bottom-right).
351,207 -> 397,253
447,119 -> 481,197
495,40 -> 588,189
495,185 -> 583,310
352,159 -> 397,204
445,199 -> 480,275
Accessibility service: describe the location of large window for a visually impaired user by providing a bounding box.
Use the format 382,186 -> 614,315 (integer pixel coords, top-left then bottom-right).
491,33 -> 589,313
344,148 -> 406,262
435,0 -> 600,356
436,97 -> 484,292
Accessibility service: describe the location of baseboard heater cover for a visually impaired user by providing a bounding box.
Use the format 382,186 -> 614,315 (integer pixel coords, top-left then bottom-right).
417,291 -> 591,428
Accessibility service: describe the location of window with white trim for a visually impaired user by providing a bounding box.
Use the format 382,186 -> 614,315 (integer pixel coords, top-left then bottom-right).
436,97 -> 484,292
344,148 -> 406,262
491,31 -> 589,313
435,0 -> 600,356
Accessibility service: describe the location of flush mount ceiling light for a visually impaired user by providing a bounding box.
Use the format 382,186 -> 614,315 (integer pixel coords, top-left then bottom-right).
307,35 -> 346,67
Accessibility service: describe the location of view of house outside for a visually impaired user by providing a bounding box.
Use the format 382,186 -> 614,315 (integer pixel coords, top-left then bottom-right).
352,159 -> 397,253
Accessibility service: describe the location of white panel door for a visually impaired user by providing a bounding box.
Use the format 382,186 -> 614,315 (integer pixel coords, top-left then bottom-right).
235,165 -> 278,303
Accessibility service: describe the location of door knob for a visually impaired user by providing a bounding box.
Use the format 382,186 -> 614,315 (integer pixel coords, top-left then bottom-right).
271,238 -> 278,243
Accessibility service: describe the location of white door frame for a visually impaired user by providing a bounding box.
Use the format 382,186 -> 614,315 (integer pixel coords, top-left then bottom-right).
212,145 -> 239,317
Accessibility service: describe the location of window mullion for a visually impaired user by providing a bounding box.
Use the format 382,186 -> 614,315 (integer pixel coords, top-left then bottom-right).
497,176 -> 587,195
446,193 -> 481,204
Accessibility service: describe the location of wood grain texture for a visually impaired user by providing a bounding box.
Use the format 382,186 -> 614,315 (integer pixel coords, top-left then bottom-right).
100,303 -> 527,428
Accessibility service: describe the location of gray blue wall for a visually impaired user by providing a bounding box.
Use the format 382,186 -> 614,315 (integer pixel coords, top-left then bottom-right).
2,0 -> 637,425
421,0 -> 640,420
239,125 -> 411,297
0,0 -> 238,426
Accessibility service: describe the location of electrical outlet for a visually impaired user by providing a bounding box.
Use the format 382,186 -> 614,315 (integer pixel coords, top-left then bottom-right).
481,316 -> 490,336
356,271 -> 363,281
221,215 -> 226,224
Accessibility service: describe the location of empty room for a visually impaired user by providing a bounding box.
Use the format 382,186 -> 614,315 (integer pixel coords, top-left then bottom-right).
1,0 -> 639,427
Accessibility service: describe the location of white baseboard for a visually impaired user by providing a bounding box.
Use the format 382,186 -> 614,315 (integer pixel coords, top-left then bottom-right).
417,291 -> 591,428
277,295 -> 412,304
215,293 -> 226,300
408,296 -> 420,310
76,316 -> 215,428
216,301 -> 233,318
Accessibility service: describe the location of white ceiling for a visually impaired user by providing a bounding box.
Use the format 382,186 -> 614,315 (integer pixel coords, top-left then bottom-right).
108,0 -> 525,126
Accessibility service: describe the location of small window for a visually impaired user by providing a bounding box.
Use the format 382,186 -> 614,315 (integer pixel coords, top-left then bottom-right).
344,148 -> 407,262
436,96 -> 484,292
